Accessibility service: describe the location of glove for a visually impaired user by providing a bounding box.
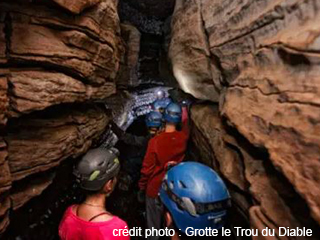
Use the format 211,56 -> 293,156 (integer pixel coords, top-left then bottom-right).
137,190 -> 146,203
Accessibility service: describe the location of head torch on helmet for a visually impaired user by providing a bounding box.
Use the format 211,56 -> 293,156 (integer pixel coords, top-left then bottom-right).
161,180 -> 231,217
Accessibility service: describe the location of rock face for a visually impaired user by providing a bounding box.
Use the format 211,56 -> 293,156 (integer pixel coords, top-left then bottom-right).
51,0 -> 102,14
0,0 -> 123,234
0,139 -> 10,234
169,0 -> 221,102
191,104 -> 320,239
6,105 -> 109,181
116,24 -> 141,88
170,0 -> 320,237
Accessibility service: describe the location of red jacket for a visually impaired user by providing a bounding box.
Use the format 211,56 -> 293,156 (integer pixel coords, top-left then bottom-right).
138,107 -> 189,198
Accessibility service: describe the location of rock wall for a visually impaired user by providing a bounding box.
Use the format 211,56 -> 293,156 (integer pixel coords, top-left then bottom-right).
0,0 -> 124,233
116,23 -> 141,88
170,0 -> 320,238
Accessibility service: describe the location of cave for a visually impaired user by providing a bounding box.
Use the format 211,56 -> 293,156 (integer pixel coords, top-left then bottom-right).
0,0 -> 320,240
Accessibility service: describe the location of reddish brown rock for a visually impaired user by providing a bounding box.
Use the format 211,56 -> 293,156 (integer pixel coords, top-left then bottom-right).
191,104 -> 247,191
250,206 -> 281,240
200,0 -> 320,222
5,104 -> 109,181
51,0 -> 102,14
0,77 -> 8,127
0,194 -> 10,235
11,172 -> 55,210
0,139 -> 11,235
169,0 -> 221,102
171,0 -> 320,227
191,104 -> 320,239
1,0 -> 124,85
0,139 -> 11,194
6,70 -> 115,117
0,0 -> 123,234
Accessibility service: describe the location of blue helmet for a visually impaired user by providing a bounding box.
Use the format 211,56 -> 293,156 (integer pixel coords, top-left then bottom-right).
159,162 -> 231,234
152,98 -> 172,113
145,111 -> 163,128
164,103 -> 182,124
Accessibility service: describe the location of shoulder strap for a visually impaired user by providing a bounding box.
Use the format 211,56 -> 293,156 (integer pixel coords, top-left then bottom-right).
89,212 -> 110,222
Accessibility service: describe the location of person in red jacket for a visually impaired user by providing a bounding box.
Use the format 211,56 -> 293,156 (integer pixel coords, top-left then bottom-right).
138,102 -> 189,240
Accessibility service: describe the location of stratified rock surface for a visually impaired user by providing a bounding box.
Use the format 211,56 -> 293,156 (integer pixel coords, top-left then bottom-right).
170,0 -> 320,237
51,0 -> 102,14
0,0 -> 123,234
169,0 -> 221,102
191,104 -> 320,239
0,139 -> 11,234
6,105 -> 109,181
0,0 -> 124,117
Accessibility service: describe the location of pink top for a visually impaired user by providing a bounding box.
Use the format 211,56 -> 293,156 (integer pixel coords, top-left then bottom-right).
59,206 -> 130,240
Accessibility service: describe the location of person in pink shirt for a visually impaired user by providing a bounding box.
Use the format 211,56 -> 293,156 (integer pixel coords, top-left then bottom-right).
59,147 -> 130,240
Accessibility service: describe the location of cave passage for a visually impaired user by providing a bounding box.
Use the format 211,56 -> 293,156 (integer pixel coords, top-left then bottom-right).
1,114 -> 244,240
1,0 -> 320,239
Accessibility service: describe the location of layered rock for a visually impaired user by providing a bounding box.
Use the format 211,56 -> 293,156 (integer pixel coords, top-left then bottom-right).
170,0 -> 320,233
6,104 -> 109,181
51,0 -> 102,14
2,70 -> 115,117
191,104 -> 320,239
169,0 -> 221,102
0,139 -> 11,234
0,77 -> 8,127
0,0 -> 124,234
0,104 -> 109,234
10,172 -> 55,211
1,0 -> 123,84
